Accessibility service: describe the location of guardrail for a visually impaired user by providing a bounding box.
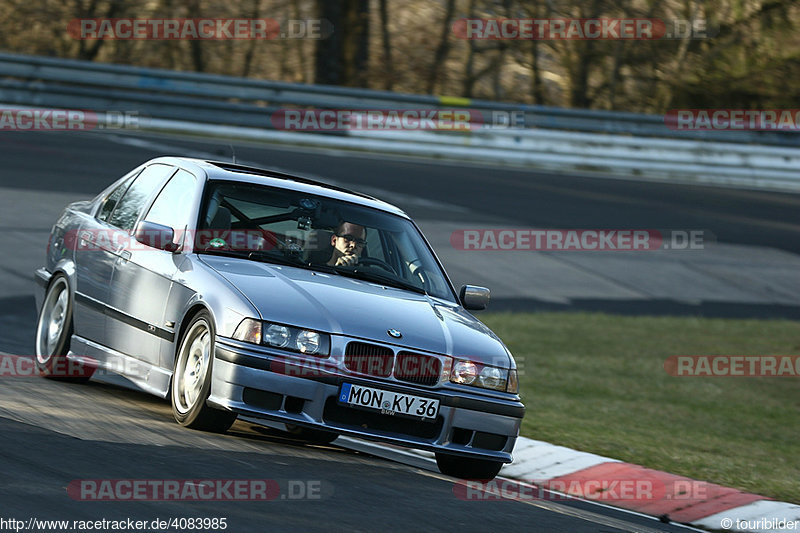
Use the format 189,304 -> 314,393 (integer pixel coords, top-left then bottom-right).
1,52 -> 799,192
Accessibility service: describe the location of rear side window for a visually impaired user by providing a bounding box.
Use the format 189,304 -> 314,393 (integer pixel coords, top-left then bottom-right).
98,179 -> 133,223
97,167 -> 145,222
107,164 -> 175,231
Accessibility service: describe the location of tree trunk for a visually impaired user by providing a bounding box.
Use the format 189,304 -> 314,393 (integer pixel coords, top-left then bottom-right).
462,0 -> 477,97
292,0 -> 309,83
378,0 -> 393,89
530,39 -> 543,104
74,0 -> 121,61
426,0 -> 456,94
568,0 -> 601,108
492,0 -> 512,100
241,0 -> 262,77
314,0 -> 369,87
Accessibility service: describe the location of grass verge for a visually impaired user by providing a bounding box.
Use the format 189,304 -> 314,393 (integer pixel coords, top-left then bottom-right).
480,312 -> 800,504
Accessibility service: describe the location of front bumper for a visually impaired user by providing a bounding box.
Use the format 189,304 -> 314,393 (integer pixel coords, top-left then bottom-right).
209,338 -> 524,463
33,267 -> 52,312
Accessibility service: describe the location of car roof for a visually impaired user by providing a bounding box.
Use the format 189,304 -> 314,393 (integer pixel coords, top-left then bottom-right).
149,156 -> 410,219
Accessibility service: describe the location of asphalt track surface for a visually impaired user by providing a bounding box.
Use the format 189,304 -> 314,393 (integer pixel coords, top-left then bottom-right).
0,372 -> 696,533
0,129 -> 793,532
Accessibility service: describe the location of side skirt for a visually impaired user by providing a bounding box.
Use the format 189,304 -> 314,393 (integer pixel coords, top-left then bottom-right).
69,335 -> 172,398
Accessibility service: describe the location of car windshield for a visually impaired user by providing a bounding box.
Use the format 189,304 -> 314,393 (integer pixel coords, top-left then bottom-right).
197,180 -> 456,302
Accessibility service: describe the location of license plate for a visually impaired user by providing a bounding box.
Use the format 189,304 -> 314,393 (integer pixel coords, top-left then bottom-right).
338,383 -> 440,420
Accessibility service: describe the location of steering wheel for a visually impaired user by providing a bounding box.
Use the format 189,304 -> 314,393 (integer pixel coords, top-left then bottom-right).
356,257 -> 397,275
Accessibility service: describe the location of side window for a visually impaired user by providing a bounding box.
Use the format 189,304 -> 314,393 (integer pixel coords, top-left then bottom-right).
107,164 -> 175,231
97,167 -> 144,222
144,170 -> 197,245
98,178 -> 133,223
145,169 -> 198,238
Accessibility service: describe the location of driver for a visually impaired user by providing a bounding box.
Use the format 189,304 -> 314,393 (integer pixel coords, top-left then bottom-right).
327,221 -> 366,267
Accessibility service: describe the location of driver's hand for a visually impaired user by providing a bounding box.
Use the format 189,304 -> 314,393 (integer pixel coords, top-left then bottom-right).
335,253 -> 358,267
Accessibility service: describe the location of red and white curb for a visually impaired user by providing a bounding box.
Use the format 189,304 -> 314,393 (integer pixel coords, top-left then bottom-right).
425,436 -> 798,532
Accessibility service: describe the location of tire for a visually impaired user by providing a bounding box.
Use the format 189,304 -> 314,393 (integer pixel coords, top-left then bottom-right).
171,311 -> 237,433
285,424 -> 339,445
435,452 -> 504,480
34,275 -> 92,382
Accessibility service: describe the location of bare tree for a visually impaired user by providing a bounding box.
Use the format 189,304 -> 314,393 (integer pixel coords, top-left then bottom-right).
426,0 -> 456,94
73,0 -> 123,61
314,0 -> 369,87
567,0 -> 601,108
241,0 -> 262,77
378,0 -> 393,89
1,0 -> 799,113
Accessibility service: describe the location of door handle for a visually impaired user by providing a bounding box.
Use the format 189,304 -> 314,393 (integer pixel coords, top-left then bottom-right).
117,250 -> 132,263
79,230 -> 94,247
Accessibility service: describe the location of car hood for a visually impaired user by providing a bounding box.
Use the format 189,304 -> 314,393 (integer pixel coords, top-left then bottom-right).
199,255 -> 511,366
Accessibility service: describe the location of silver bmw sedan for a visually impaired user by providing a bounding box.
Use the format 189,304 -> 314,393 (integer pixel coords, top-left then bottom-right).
34,156 -> 524,480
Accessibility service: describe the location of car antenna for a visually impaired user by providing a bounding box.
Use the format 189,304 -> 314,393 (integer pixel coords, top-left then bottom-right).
229,144 -> 236,164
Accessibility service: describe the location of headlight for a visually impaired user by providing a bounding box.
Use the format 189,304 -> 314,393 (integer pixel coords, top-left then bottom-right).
264,324 -> 291,348
450,359 -> 510,392
479,366 -> 504,390
263,321 -> 330,356
451,360 -> 478,385
232,319 -> 330,356
295,330 -> 321,355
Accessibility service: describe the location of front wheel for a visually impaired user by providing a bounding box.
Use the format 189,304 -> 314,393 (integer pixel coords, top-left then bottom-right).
171,311 -> 237,433
435,453 -> 504,480
34,275 -> 92,382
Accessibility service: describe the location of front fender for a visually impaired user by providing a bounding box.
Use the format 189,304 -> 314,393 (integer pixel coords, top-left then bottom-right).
33,259 -> 77,315
165,255 -> 259,370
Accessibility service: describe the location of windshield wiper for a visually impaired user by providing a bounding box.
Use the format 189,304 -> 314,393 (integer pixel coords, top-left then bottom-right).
198,248 -> 251,259
336,267 -> 427,295
247,250 -> 309,267
248,251 -> 347,275
200,248 -> 341,275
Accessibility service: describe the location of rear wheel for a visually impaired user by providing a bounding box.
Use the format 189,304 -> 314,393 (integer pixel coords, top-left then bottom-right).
171,311 -> 237,433
435,453 -> 504,480
34,275 -> 92,382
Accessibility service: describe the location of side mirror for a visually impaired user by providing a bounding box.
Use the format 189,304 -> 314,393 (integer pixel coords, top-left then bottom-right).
135,221 -> 178,252
460,285 -> 490,310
